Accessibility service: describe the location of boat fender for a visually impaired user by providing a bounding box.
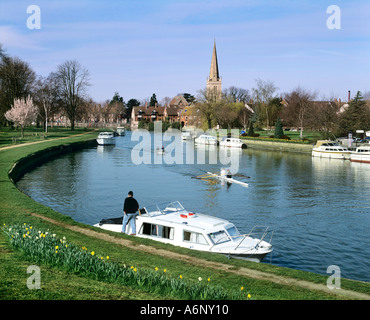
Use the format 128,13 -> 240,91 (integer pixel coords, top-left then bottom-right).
188,212 -> 195,217
180,214 -> 188,218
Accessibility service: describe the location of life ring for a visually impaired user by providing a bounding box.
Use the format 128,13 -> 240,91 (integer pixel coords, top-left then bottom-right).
180,213 -> 196,218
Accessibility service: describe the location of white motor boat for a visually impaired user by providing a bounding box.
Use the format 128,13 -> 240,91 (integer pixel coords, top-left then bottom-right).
350,146 -> 370,163
312,140 -> 351,159
195,134 -> 218,145
181,130 -> 195,140
96,132 -> 116,145
94,201 -> 272,262
220,137 -> 247,149
116,127 -> 126,136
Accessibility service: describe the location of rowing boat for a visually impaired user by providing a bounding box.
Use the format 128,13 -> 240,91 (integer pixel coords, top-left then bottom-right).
206,172 -> 249,187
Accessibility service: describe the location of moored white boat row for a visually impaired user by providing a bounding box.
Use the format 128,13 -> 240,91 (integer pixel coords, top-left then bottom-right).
312,140 -> 370,163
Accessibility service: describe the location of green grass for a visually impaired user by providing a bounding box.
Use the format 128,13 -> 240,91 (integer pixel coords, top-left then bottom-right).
0,128 -> 369,300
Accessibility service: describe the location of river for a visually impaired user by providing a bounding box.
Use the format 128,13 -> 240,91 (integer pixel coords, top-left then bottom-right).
17,131 -> 370,282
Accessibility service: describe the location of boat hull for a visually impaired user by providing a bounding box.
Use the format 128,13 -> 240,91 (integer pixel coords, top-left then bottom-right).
97,138 -> 116,145
312,150 -> 351,160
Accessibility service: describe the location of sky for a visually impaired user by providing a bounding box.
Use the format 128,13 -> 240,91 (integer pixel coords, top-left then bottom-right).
0,0 -> 369,104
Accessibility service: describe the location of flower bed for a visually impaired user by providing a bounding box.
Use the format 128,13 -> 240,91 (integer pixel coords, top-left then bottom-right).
2,223 -> 251,300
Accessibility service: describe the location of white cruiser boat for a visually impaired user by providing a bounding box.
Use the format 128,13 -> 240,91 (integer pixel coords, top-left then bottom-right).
195,134 -> 218,145
96,132 -> 116,145
312,140 -> 351,160
350,146 -> 370,163
116,127 -> 126,136
220,137 -> 247,149
94,201 -> 272,262
181,130 -> 195,140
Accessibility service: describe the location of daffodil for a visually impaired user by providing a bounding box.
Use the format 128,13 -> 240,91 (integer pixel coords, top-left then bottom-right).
163,269 -> 167,273
240,286 -> 244,291
207,277 -> 211,282
247,294 -> 251,299
91,251 -> 95,256
155,267 -> 158,271
179,275 -> 183,279
198,277 -> 202,281
106,256 -> 109,260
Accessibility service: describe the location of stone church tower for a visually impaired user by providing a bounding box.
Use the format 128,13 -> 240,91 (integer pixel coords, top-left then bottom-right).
206,40 -> 222,99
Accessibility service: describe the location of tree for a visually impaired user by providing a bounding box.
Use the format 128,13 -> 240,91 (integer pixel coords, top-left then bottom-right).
282,87 -> 316,138
338,91 -> 370,136
55,60 -> 90,130
0,56 -> 36,126
109,92 -> 126,122
183,93 -> 196,104
5,96 -> 38,138
223,86 -> 250,103
274,117 -> 284,139
195,88 -> 219,129
251,79 -> 278,131
126,98 -> 140,120
33,73 -> 60,133
149,93 -> 158,106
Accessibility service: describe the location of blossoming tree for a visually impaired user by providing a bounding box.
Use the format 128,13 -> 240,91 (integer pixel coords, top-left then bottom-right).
5,95 -> 38,138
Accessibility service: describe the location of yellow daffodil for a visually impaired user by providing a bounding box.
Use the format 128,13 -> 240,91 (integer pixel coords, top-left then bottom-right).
248,294 -> 251,299
55,246 -> 59,250
155,267 -> 158,271
106,256 -> 109,260
179,275 -> 183,279
163,269 -> 167,273
241,286 -> 244,291
91,251 -> 95,256
208,277 -> 211,282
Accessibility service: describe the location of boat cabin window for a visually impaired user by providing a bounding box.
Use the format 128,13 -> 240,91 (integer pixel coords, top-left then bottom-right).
183,231 -> 208,245
226,226 -> 243,240
208,230 -> 230,244
140,223 -> 174,240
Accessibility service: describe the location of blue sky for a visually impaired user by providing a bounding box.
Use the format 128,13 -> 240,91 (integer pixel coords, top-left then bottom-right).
0,0 -> 369,103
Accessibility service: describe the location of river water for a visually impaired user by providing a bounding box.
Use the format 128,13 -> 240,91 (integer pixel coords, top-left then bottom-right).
17,131 -> 370,282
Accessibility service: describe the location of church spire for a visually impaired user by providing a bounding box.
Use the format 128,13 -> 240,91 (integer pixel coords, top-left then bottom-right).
206,40 -> 222,98
209,40 -> 220,82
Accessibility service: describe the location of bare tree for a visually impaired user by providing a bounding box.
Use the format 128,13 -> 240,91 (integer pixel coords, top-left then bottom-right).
223,86 -> 250,103
282,87 -> 316,138
34,73 -> 60,133
251,78 -> 278,131
55,60 -> 90,130
5,96 -> 38,138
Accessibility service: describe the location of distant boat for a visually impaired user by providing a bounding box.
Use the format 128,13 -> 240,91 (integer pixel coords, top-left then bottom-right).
96,132 -> 116,145
350,146 -> 370,164
220,137 -> 247,148
116,127 -> 126,136
312,140 -> 351,160
181,130 -> 195,140
195,134 -> 218,145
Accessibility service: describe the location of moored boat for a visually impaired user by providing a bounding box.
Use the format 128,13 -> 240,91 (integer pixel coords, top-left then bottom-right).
194,134 -> 218,145
96,132 -> 116,145
116,127 -> 126,136
350,146 -> 370,163
220,137 -> 247,148
94,201 -> 272,262
312,140 -> 351,160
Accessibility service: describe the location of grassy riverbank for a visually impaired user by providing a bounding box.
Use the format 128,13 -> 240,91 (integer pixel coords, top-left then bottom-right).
0,128 -> 369,300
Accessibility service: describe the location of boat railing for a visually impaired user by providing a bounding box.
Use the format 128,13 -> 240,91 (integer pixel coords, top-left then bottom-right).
143,201 -> 185,217
235,226 -> 274,251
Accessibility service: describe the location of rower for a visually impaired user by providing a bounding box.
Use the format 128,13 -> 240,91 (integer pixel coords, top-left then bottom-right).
226,169 -> 232,179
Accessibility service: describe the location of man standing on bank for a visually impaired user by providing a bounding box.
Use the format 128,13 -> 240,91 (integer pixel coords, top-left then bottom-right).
122,191 -> 139,235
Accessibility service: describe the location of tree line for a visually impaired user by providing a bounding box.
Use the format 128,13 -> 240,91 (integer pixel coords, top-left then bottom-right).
195,80 -> 370,139
1,44 -> 369,139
